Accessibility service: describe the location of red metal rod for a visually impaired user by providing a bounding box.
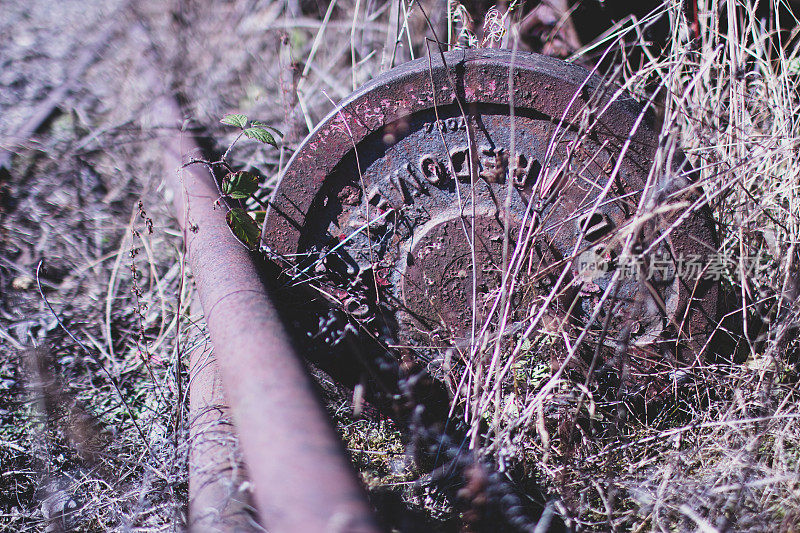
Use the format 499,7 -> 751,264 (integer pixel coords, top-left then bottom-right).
187,291 -> 257,532
156,94 -> 382,532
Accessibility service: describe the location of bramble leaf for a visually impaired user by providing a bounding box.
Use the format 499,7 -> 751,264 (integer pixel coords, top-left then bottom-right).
251,121 -> 284,138
243,127 -> 277,146
222,171 -> 260,199
226,208 -> 261,249
250,210 -> 266,225
220,113 -> 248,129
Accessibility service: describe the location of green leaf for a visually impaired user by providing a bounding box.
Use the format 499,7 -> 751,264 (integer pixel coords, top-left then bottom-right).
243,127 -> 278,146
251,121 -> 284,138
222,171 -> 260,199
520,337 -> 532,353
250,210 -> 266,225
220,113 -> 248,129
226,208 -> 261,249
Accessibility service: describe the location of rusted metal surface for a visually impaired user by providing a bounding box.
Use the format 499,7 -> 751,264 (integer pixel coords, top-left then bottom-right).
187,292 -> 257,533
156,94 -> 382,532
264,49 -> 654,255
263,49 -> 722,402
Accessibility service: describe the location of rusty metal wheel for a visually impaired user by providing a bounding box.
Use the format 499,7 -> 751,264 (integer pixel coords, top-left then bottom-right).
263,49 -> 722,402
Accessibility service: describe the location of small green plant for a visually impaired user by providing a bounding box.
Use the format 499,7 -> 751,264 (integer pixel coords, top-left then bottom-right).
185,114 -> 283,250
219,113 -> 282,249
220,113 -> 282,148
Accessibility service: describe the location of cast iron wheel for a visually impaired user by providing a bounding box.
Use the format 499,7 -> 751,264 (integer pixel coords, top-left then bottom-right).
263,49 -> 722,404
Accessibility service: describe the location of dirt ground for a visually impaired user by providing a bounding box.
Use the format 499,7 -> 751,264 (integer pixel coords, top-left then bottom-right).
3,0 -> 800,531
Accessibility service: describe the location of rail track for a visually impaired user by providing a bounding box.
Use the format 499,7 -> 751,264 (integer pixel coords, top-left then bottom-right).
160,49 -> 725,531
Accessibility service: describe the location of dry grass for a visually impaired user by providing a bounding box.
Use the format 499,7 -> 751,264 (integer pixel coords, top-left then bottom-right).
449,1 -> 800,530
256,0 -> 800,530
2,0 -> 800,531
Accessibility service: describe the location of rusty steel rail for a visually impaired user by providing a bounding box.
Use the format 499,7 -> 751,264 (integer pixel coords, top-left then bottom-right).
187,291 -> 256,532
154,92 -> 382,532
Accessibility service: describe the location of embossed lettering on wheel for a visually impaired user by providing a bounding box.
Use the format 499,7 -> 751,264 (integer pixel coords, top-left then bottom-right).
264,50 -> 721,399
